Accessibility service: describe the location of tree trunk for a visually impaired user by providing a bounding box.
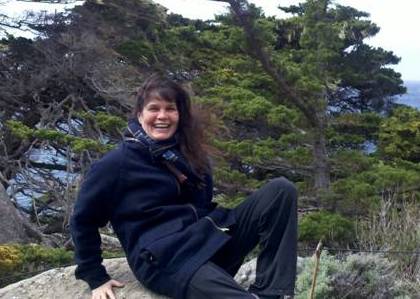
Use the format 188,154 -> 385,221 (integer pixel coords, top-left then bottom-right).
312,112 -> 330,192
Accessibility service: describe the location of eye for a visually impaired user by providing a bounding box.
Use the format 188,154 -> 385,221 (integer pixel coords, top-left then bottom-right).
147,106 -> 159,112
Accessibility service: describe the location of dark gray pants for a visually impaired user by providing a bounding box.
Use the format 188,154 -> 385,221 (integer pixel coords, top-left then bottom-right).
187,178 -> 298,299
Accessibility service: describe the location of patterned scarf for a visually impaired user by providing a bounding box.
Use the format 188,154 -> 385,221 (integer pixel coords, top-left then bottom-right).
123,118 -> 203,188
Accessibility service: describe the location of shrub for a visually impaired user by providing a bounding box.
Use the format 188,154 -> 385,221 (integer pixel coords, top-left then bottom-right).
0,244 -> 125,288
0,244 -> 72,287
355,190 -> 420,281
299,211 -> 354,245
19,244 -> 73,271
296,252 -> 337,298
296,252 -> 418,299
379,106 -> 420,162
0,245 -> 22,273
330,162 -> 420,215
330,254 -> 398,298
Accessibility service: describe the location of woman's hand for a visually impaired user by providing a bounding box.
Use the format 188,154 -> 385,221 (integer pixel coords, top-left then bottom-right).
91,279 -> 125,299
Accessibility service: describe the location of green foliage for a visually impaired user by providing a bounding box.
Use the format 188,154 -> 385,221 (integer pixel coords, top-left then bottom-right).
213,137 -> 313,173
225,95 -> 273,121
0,245 -> 21,273
6,120 -> 113,153
328,132 -> 367,149
331,254 -> 398,298
332,112 -> 382,133
196,0 -> 399,198
267,105 -> 299,128
153,25 -> 200,69
93,112 -> 127,132
209,85 -> 260,103
296,252 -> 416,298
331,162 -> 420,213
277,1 -> 404,111
296,252 -> 337,298
4,120 -> 33,139
281,147 -> 313,166
214,138 -> 280,164
18,244 -> 73,269
278,132 -> 309,147
195,54 -> 276,100
379,106 -> 420,162
0,244 -> 126,287
328,112 -> 382,149
77,112 -> 126,132
213,193 -> 246,209
299,211 -> 354,245
213,165 -> 261,191
295,180 -> 312,194
70,138 -> 112,153
117,39 -> 155,65
330,150 -> 375,179
366,163 -> 420,190
200,24 -> 245,53
0,244 -> 72,287
330,177 -> 377,212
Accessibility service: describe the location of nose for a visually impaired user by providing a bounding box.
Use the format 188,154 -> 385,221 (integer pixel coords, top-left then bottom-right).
157,109 -> 168,119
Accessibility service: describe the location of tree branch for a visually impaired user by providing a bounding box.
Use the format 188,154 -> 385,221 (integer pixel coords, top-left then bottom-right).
28,160 -> 80,172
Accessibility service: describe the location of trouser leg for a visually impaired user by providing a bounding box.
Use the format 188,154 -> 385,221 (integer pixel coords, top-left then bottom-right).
186,261 -> 256,299
211,177 -> 298,297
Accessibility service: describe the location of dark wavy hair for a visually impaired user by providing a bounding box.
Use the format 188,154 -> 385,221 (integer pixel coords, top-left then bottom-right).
133,74 -> 210,174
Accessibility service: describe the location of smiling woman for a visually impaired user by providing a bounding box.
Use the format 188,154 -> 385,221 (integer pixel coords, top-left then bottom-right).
70,74 -> 298,299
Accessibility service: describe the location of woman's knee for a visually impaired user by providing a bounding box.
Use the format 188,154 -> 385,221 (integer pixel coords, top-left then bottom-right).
268,177 -> 297,198
256,177 -> 297,229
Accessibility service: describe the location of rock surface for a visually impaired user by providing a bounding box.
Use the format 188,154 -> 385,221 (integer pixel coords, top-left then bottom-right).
100,233 -> 123,252
0,258 -> 257,299
0,183 -> 44,245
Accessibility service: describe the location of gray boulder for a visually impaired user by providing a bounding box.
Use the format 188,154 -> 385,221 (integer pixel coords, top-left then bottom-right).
0,258 -> 257,299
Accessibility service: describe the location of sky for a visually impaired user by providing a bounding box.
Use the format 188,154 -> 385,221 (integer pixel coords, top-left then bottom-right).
2,0 -> 419,81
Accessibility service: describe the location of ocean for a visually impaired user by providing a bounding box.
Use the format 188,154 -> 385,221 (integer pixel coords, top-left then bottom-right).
397,81 -> 420,109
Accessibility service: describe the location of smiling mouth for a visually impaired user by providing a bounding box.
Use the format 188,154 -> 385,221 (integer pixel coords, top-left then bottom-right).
153,124 -> 171,129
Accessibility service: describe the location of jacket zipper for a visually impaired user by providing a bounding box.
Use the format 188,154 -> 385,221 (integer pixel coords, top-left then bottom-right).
204,216 -> 230,232
174,177 -> 181,195
187,203 -> 199,221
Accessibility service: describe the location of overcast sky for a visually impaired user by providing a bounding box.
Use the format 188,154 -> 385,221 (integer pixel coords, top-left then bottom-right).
3,0 -> 419,81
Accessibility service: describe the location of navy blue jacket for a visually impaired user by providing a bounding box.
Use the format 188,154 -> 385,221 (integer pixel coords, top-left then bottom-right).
70,139 -> 236,299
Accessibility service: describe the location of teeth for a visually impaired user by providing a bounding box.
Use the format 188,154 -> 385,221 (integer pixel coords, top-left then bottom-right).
154,124 -> 170,128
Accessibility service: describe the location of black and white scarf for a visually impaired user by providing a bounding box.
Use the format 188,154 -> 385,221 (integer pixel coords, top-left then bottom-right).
124,118 -> 203,188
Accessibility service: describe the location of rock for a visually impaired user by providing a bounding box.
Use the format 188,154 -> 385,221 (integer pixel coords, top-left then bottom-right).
0,258 -> 257,299
0,183 -> 44,245
235,258 -> 256,289
64,233 -> 122,252
100,233 -> 123,252
0,258 -> 166,299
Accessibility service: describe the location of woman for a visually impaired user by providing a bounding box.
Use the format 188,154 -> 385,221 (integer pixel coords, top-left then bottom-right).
71,75 -> 297,299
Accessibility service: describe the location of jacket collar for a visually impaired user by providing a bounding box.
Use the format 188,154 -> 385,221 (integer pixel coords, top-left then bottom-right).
123,118 -> 203,188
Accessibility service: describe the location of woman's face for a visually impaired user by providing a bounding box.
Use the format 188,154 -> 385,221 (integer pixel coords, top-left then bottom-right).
137,96 -> 179,141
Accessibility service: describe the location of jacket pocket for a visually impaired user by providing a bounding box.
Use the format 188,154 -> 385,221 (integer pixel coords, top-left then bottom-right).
138,219 -> 184,268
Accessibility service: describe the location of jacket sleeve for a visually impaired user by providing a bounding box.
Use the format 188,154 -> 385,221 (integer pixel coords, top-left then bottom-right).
70,150 -> 121,290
